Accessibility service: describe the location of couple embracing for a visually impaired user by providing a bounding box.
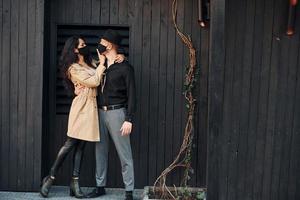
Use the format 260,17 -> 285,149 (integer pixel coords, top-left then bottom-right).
40,29 -> 136,200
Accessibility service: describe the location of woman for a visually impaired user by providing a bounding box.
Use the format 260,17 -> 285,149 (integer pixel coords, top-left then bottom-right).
40,36 -> 123,198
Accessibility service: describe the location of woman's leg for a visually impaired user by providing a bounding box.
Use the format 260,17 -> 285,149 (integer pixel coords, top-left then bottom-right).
41,137 -> 79,197
70,140 -> 86,198
72,140 -> 86,177
50,137 -> 78,177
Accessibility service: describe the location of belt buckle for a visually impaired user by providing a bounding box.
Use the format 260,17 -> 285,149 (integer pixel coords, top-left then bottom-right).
103,106 -> 108,111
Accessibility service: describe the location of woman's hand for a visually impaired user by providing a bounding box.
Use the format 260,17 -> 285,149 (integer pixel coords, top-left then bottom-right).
74,83 -> 85,95
96,49 -> 106,66
115,54 -> 126,63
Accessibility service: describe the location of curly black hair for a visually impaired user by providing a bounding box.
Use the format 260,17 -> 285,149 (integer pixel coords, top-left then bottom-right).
58,36 -> 94,92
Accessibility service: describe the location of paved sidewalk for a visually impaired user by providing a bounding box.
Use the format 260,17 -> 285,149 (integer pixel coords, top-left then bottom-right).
0,186 -> 144,200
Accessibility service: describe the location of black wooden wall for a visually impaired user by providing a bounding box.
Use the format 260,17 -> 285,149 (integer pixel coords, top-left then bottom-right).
42,0 -> 208,189
0,0 -> 44,191
1,0 -> 300,198
207,0 -> 300,200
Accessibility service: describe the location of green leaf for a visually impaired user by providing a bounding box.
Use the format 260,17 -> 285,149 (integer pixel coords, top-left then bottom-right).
196,191 -> 206,200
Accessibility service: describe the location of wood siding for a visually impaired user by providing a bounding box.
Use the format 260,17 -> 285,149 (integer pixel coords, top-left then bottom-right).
207,0 -> 300,200
0,0 -> 44,191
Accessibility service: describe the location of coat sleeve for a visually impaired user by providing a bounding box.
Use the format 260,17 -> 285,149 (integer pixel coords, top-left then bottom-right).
68,64 -> 106,88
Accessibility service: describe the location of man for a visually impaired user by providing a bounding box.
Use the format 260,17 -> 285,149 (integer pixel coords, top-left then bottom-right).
87,29 -> 136,200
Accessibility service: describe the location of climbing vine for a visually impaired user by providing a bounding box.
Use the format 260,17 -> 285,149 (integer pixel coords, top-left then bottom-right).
153,0 -> 197,199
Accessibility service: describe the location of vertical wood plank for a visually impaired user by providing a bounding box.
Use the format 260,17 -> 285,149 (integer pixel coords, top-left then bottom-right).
289,40 -> 300,200
219,0 -> 237,198
207,0 -> 225,199
1,0 -> 11,190
227,0 -> 247,198
234,0 -> 254,199
252,0 -> 274,199
270,41 -> 289,200
73,0 -> 83,23
118,0 -> 128,24
148,0 -> 160,184
172,0 -> 184,185
280,5 -> 300,200
164,0 -> 176,185
17,0 -> 28,190
100,0 -> 110,24
262,0 -> 284,198
41,0 -> 50,178
278,36 -> 300,200
9,0 -> 19,190
83,0 -> 92,23
33,0 -> 44,189
156,0 -> 168,184
44,0 -> 58,183
139,0 -> 151,185
128,0 -> 142,187
56,0 -> 65,22
25,0 -> 36,190
91,0 -> 101,24
109,0 -> 118,24
193,0 -> 209,187
0,0 -> 3,189
279,11 -> 300,200
244,0 -> 265,198
287,17 -> 300,199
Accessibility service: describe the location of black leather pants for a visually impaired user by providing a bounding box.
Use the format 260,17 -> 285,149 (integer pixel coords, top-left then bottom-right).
49,137 -> 86,177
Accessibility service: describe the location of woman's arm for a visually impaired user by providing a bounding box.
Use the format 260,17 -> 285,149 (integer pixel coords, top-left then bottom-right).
68,64 -> 106,88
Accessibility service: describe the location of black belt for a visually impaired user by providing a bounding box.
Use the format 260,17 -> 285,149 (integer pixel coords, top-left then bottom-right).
100,104 -> 125,111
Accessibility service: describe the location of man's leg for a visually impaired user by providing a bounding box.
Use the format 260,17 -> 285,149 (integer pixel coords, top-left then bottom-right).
87,110 -> 109,198
106,108 -> 134,191
95,109 -> 109,187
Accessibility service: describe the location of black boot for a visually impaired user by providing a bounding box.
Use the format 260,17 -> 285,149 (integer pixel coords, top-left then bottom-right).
40,175 -> 55,197
86,186 -> 106,198
125,191 -> 133,200
70,177 -> 85,198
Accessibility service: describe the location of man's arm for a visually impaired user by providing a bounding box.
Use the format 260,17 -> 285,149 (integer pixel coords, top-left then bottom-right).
120,64 -> 136,136
124,65 -> 136,122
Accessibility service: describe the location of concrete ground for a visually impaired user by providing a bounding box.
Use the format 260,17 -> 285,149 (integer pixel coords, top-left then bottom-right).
0,186 -> 144,200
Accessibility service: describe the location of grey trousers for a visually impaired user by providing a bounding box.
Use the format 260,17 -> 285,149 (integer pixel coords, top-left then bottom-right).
95,108 -> 134,191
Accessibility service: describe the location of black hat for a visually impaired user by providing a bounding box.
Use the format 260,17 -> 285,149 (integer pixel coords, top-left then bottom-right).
101,29 -> 121,46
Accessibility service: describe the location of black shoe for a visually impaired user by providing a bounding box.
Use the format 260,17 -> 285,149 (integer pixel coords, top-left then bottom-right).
125,191 -> 133,200
70,177 -> 85,198
86,186 -> 106,198
40,175 -> 55,197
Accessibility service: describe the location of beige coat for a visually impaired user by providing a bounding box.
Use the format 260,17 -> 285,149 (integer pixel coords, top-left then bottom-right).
67,63 -> 105,142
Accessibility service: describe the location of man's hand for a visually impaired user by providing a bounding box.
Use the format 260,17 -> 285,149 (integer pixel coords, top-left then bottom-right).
74,83 -> 85,95
120,121 -> 132,136
115,54 -> 125,63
